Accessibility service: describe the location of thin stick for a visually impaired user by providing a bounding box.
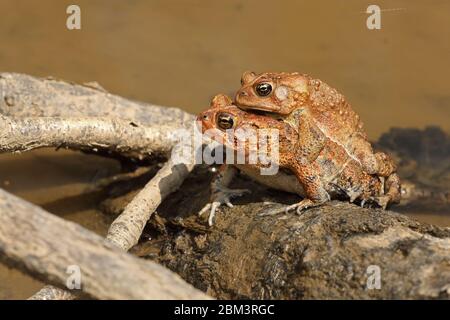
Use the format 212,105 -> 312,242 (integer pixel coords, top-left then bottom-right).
106,159 -> 195,250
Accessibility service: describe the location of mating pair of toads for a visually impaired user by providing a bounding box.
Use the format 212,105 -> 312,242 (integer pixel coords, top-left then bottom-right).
197,71 -> 401,226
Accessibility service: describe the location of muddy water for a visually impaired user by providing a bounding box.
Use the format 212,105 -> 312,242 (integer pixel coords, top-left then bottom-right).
0,150 -> 120,299
0,0 -> 449,298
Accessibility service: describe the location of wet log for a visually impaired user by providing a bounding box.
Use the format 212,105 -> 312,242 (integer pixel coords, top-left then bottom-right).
131,167 -> 450,300
0,188 -> 210,300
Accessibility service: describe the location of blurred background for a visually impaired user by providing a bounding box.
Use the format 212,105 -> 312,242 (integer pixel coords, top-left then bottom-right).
0,0 -> 449,137
0,0 -> 448,298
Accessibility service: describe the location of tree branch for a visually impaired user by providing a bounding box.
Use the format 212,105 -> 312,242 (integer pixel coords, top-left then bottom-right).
0,188 -> 208,300
0,115 -> 177,159
0,73 -> 194,125
29,141 -> 196,299
106,157 -> 195,250
0,73 -> 201,299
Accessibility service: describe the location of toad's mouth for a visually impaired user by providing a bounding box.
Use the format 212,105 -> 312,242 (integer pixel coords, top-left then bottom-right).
238,103 -> 281,113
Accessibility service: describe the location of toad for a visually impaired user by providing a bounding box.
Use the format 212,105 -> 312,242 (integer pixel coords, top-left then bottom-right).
197,94 -> 401,225
235,71 -> 397,178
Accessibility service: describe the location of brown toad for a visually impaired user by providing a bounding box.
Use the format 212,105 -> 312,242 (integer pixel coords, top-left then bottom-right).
235,71 -> 397,178
197,94 -> 401,225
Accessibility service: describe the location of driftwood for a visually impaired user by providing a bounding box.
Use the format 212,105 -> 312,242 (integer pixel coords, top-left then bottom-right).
106,156 -> 194,250
0,115 -> 176,159
0,72 -> 198,299
0,73 -> 449,300
0,188 -> 209,299
0,73 -> 194,124
30,154 -> 195,300
130,166 -> 450,299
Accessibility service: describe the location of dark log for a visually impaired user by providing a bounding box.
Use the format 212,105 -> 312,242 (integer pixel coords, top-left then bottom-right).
129,167 -> 450,299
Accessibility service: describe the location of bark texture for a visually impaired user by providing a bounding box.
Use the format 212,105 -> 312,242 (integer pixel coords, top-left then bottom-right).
0,188 -> 209,300
153,203 -> 450,299
28,157 -> 194,300
106,159 -> 195,250
0,115 -> 176,158
0,72 -> 194,124
127,166 -> 450,300
0,73 -> 198,299
29,285 -> 75,300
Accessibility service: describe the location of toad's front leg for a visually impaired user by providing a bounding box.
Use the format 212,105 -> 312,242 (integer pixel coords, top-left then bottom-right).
199,164 -> 250,226
259,163 -> 330,216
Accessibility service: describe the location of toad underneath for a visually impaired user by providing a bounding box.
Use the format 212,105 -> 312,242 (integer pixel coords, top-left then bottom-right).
197,94 -> 401,226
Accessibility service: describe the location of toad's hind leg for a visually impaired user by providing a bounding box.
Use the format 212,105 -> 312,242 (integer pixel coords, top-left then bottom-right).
362,173 -> 401,209
375,152 -> 397,177
346,133 -> 396,177
384,173 -> 401,204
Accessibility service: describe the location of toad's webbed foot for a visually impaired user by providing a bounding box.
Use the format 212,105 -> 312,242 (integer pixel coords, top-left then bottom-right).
360,173 -> 401,210
199,186 -> 250,226
258,199 -> 323,217
360,195 -> 391,210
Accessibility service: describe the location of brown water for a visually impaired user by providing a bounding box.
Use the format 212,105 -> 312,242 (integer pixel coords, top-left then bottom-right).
0,150 -> 120,299
0,0 -> 449,299
1,0 -> 449,137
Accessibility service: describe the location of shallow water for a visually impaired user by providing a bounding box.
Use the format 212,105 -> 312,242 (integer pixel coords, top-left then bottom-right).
0,0 -> 449,299
0,150 -> 119,299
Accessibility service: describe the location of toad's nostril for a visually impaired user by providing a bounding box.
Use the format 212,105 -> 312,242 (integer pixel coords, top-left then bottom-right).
239,91 -> 248,97
203,115 -> 208,119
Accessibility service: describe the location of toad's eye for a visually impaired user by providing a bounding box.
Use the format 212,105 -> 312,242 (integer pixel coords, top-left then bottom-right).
255,82 -> 272,97
217,113 -> 234,130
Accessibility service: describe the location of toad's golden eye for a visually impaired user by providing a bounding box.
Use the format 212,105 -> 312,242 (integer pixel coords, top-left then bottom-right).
255,82 -> 272,97
217,113 -> 234,130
